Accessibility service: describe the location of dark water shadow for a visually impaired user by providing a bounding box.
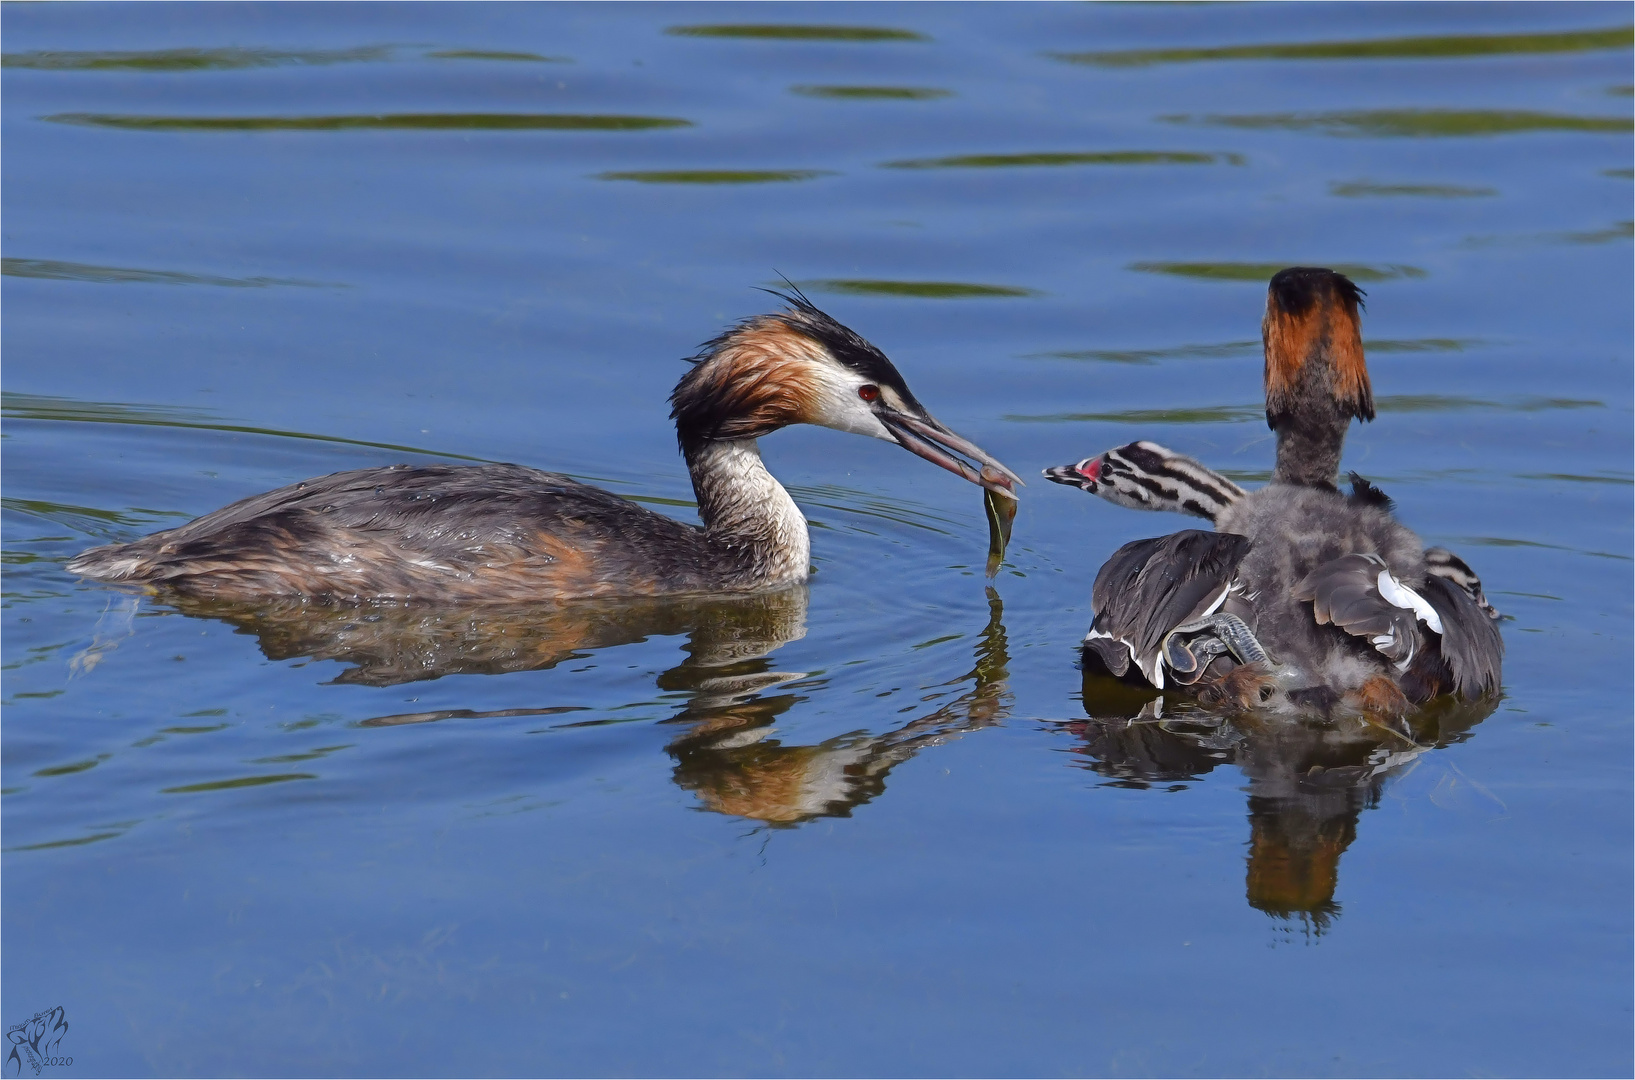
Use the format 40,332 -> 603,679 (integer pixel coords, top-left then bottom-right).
3,46 -> 394,71
801,279 -> 1040,299
1005,404 -> 1262,425
1330,181 -> 1497,198
131,585 -> 1008,826
596,169 -> 834,184
792,85 -> 950,100
3,257 -> 338,289
425,50 -> 566,63
1364,338 -> 1488,353
1129,261 -> 1426,283
1051,25 -> 1632,67
1006,393 -> 1601,425
1164,109 -> 1631,137
666,25 -> 927,42
1060,674 -> 1500,933
1461,220 -> 1633,247
43,113 -> 692,132
1028,341 -> 1258,365
883,150 -> 1240,169
1029,337 -> 1489,365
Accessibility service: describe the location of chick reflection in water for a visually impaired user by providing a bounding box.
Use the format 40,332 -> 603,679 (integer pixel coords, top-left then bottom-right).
1064,675 -> 1498,931
157,585 -> 1009,824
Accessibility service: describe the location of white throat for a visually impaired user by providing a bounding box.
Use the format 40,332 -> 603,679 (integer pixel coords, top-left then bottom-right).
689,439 -> 811,587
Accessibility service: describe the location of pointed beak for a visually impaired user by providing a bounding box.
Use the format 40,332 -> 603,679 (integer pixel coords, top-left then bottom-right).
876,408 -> 1024,496
1042,455 -> 1103,491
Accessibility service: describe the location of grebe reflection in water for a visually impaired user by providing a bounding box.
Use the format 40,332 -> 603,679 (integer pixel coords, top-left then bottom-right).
145,583 -> 1011,827
1062,673 -> 1499,932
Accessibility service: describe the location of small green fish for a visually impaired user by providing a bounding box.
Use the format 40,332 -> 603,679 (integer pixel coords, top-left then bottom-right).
984,485 -> 1017,578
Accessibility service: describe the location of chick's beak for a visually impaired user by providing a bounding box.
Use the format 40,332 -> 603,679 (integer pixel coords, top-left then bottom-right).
1042,455 -> 1103,491
876,408 -> 1024,496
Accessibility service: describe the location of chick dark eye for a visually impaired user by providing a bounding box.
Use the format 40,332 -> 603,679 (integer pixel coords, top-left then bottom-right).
858,385 -> 879,402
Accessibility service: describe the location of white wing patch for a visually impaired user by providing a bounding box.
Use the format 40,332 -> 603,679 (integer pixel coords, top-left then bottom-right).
1375,569 -> 1444,635
1084,627 -> 1154,686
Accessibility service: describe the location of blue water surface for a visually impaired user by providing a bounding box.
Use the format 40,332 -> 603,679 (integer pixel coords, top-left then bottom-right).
3,3 -> 1631,1076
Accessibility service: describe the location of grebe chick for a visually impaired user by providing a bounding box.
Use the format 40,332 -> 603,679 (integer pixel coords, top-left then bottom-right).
68,293 -> 1022,602
1046,441 -> 1500,620
1044,267 -> 1501,714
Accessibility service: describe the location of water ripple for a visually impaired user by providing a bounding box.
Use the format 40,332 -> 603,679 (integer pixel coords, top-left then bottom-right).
1007,395 -> 1605,424
1050,25 -> 1633,67
883,150 -> 1241,169
425,49 -> 566,63
1028,341 -> 1257,365
1164,109 -> 1631,137
792,85 -> 950,100
3,256 -> 336,288
596,169 -> 834,184
1130,261 -> 1426,283
160,773 -> 317,794
44,112 -> 693,132
666,24 -> 927,42
3,45 -> 393,71
1331,180 -> 1497,198
802,279 -> 1039,298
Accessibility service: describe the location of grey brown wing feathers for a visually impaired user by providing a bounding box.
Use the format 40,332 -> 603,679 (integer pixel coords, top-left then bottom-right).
1294,552 -> 1502,701
1084,530 -> 1253,688
1416,574 -> 1504,698
1293,552 -> 1427,666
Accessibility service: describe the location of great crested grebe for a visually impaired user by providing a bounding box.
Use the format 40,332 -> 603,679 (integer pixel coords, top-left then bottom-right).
68,293 -> 1021,602
1044,267 -> 1502,714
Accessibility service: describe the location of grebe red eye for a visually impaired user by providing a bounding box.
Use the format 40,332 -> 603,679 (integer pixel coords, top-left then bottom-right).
858,384 -> 879,402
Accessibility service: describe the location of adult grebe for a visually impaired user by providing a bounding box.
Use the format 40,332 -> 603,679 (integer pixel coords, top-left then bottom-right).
1044,267 -> 1501,714
68,293 -> 1021,602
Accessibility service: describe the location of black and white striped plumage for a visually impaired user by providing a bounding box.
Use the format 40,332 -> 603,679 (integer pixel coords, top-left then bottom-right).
1043,440 -> 1245,521
1048,268 -> 1503,714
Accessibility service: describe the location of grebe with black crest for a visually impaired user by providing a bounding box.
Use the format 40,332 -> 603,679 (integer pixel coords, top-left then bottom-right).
69,292 -> 1021,602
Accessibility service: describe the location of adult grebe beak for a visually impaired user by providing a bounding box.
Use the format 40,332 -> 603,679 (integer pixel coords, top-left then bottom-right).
875,407 -> 1024,496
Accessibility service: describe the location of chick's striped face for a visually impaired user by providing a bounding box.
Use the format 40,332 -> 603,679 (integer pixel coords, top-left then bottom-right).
1044,441 -> 1243,522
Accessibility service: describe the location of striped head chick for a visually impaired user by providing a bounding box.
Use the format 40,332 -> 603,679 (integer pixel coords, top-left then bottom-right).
1043,440 -> 1246,523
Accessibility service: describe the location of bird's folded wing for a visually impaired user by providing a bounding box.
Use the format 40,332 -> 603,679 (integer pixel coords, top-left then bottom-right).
1085,530 -> 1253,688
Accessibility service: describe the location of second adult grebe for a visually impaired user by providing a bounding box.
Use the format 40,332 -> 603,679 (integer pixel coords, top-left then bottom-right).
1043,268 -> 1501,714
68,293 -> 1022,602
